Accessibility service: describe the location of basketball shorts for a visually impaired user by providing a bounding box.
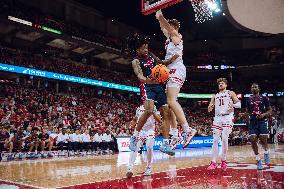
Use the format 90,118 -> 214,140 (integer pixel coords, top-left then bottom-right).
140,84 -> 167,109
249,119 -> 269,136
0,143 -> 4,151
212,114 -> 234,132
167,62 -> 186,89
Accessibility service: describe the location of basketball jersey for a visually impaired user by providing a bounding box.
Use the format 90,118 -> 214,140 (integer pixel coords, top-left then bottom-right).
214,90 -> 233,116
135,105 -> 157,131
165,36 -> 183,68
246,95 -> 270,121
135,53 -> 156,78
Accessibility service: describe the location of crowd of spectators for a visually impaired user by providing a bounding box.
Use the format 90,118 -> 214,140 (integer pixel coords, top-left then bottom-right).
0,80 -> 137,161
0,46 -> 222,93
188,47 -> 284,66
0,46 -> 137,86
0,80 -> 213,161
0,78 -> 282,161
2,45 -> 284,94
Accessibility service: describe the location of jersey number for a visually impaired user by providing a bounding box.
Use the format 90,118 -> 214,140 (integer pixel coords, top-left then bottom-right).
219,99 -> 224,106
169,69 -> 176,74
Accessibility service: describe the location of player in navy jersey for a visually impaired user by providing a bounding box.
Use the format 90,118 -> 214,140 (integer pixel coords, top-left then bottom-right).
127,34 -> 178,155
246,83 -> 272,170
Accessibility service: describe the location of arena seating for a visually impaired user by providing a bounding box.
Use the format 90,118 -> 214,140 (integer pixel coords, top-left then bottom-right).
0,78 -> 281,161
2,46 -> 283,94
1,0 -> 122,50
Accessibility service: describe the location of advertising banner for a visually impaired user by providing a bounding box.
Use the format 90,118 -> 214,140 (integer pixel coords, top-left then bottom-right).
117,136 -> 221,152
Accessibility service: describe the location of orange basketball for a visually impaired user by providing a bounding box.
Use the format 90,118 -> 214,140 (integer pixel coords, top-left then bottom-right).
151,64 -> 170,83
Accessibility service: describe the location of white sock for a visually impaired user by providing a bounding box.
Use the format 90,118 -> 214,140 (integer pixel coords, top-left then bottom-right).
146,140 -> 154,167
181,122 -> 190,133
128,151 -> 138,170
146,149 -> 153,168
221,135 -> 229,161
163,139 -> 169,145
133,130 -> 139,137
212,138 -> 219,163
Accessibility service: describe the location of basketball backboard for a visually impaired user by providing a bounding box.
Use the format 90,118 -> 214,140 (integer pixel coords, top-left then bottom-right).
141,0 -> 183,15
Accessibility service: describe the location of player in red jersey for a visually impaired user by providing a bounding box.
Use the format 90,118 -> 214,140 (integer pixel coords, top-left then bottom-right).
207,78 -> 241,171
156,10 -> 197,149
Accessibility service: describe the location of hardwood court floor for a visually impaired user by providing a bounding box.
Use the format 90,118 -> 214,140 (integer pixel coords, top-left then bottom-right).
0,144 -> 283,189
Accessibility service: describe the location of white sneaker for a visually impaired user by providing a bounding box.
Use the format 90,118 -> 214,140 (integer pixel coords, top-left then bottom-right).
170,137 -> 181,150
182,129 -> 197,148
144,167 -> 152,176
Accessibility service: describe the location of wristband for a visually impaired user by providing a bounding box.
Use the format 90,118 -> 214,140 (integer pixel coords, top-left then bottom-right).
233,101 -> 241,108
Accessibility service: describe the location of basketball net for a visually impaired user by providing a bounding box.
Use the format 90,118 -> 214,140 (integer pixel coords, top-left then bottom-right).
189,0 -> 215,23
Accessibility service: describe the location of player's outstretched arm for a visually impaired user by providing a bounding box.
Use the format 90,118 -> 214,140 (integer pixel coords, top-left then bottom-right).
132,59 -> 159,84
159,22 -> 170,39
229,91 -> 241,109
150,52 -> 179,66
155,10 -> 181,45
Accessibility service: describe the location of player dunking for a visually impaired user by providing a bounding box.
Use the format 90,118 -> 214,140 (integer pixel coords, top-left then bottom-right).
127,34 -> 178,155
207,78 -> 241,171
126,105 -> 160,178
246,83 -> 272,170
155,10 -> 197,148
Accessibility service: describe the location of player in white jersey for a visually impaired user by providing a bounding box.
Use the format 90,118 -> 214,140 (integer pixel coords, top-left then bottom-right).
155,10 -> 197,150
126,105 -> 161,178
207,78 -> 241,171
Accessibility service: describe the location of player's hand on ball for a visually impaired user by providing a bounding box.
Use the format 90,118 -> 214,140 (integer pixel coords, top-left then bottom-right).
208,103 -> 214,112
155,10 -> 163,19
170,54 -> 179,63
